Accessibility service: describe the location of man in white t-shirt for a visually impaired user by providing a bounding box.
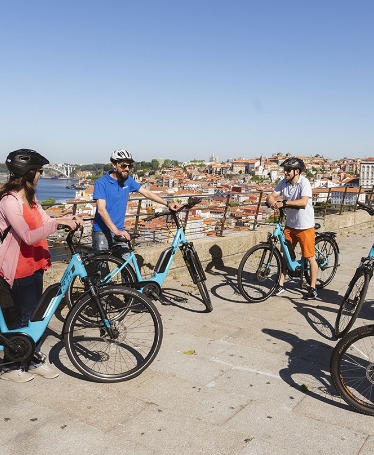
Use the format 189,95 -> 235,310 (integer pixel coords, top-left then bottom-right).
266,157 -> 318,300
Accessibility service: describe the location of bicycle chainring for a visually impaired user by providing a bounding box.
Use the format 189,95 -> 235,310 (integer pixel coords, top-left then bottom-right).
142,282 -> 162,300
3,333 -> 36,363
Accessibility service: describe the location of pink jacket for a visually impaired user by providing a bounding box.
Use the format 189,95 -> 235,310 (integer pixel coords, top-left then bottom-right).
0,193 -> 58,287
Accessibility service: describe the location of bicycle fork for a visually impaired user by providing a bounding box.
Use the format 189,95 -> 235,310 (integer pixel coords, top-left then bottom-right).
83,278 -> 118,339
258,237 -> 278,280
180,243 -> 206,284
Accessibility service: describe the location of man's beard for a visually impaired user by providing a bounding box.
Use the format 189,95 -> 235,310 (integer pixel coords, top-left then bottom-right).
116,170 -> 129,182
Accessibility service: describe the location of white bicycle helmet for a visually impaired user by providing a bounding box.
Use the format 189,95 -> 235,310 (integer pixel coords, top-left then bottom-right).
110,149 -> 134,163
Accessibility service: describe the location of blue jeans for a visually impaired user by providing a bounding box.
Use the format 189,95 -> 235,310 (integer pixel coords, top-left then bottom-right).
92,230 -> 129,259
10,269 -> 44,329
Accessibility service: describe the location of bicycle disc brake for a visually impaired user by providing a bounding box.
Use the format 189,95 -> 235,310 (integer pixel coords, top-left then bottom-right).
366,363 -> 374,383
2,333 -> 36,363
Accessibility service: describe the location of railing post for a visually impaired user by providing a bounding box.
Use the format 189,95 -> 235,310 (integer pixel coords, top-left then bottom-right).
323,188 -> 331,217
133,199 -> 142,234
252,191 -> 263,230
339,186 -> 348,215
216,193 -> 230,237
355,187 -> 362,210
183,205 -> 190,232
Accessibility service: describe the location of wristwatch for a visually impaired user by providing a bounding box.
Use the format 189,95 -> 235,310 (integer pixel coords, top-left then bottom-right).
282,200 -> 287,208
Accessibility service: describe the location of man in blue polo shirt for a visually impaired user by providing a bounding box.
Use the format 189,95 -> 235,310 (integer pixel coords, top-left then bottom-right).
93,149 -> 179,253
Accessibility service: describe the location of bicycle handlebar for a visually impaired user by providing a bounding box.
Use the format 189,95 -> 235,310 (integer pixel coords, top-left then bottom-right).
144,196 -> 202,222
357,201 -> 374,216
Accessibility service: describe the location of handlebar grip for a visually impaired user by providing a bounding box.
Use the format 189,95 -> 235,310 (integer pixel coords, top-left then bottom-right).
113,233 -> 140,242
187,196 -> 202,207
357,201 -> 374,216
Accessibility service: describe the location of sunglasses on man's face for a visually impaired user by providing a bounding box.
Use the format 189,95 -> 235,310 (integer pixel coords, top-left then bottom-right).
118,162 -> 133,169
283,167 -> 293,173
38,169 -> 44,175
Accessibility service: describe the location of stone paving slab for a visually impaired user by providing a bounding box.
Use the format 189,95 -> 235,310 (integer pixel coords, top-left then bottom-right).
1,225 -> 374,455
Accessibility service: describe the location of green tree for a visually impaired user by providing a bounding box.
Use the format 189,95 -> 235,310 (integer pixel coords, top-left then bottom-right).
151,159 -> 160,170
40,197 -> 56,208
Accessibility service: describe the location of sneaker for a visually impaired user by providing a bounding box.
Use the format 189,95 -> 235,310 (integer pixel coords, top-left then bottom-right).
1,368 -> 34,383
274,285 -> 285,296
29,362 -> 59,379
304,287 -> 318,300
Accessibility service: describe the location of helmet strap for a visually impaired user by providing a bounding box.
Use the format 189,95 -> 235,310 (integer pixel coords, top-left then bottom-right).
288,169 -> 300,184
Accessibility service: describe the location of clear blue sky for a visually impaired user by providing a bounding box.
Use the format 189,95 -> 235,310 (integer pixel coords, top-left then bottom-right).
1,1 -> 373,164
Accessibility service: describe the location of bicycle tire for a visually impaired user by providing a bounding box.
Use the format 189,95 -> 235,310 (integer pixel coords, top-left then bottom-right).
66,253 -> 136,308
334,268 -> 370,338
63,285 -> 163,383
305,235 -> 339,288
182,244 -> 213,312
237,244 -> 282,302
330,324 -> 374,416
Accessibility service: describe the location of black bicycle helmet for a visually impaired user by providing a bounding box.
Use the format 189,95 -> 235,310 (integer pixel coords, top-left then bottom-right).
280,157 -> 305,172
6,149 -> 49,176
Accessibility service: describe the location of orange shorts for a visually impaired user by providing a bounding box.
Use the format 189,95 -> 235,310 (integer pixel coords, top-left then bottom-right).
284,226 -> 315,258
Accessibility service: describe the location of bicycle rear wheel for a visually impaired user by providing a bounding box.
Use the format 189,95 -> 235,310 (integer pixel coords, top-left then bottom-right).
182,243 -> 213,312
237,244 -> 282,302
330,324 -> 374,416
305,235 -> 339,288
334,268 -> 370,338
66,253 -> 136,308
63,286 -> 163,383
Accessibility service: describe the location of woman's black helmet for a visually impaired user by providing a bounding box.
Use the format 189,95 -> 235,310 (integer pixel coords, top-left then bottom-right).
280,157 -> 305,172
6,149 -> 49,176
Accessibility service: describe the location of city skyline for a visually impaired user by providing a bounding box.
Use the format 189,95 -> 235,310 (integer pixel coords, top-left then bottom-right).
40,153 -> 374,168
1,1 -> 373,164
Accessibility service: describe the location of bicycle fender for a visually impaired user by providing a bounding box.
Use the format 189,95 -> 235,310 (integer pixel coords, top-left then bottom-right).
316,232 -> 339,252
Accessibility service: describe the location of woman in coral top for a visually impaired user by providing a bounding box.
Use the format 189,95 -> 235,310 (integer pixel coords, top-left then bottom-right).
0,149 -> 84,383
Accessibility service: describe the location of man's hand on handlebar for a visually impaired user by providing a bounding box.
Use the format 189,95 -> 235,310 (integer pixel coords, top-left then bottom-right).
271,200 -> 285,211
168,201 -> 181,211
115,229 -> 131,241
265,197 -> 284,211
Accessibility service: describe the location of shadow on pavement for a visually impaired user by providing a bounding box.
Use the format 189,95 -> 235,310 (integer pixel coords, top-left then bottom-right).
262,327 -> 353,413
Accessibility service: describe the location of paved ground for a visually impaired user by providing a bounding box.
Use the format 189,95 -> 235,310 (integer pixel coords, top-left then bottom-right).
1,224 -> 374,455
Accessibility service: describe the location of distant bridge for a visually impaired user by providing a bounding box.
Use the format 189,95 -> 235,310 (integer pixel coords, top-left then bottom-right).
45,163 -> 76,178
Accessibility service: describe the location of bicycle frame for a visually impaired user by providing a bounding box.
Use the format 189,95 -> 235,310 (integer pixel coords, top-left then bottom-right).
0,236 -> 88,351
268,210 -> 331,277
100,224 -> 188,289
272,222 -> 304,273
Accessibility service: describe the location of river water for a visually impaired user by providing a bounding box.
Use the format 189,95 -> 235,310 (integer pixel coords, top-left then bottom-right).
36,178 -> 79,203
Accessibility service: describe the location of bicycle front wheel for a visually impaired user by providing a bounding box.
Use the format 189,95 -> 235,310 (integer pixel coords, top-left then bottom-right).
305,235 -> 339,288
63,286 -> 163,383
66,253 -> 136,308
237,244 -> 282,302
334,268 -> 370,338
330,324 -> 374,416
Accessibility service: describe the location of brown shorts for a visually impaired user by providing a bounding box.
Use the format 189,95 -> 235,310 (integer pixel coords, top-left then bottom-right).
284,226 -> 315,258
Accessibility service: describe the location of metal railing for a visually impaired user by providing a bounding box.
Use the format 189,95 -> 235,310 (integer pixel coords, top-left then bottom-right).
46,186 -> 374,259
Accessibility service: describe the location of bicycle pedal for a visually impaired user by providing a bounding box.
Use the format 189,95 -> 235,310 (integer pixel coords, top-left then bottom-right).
151,292 -> 170,305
